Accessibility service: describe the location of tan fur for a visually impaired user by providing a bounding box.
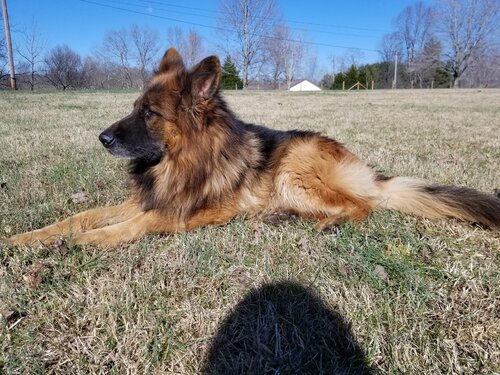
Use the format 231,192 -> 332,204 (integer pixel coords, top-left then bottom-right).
375,177 -> 490,223
6,48 -> 499,247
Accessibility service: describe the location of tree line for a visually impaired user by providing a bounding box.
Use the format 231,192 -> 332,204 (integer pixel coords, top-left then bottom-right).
1,0 -> 499,90
322,0 -> 499,89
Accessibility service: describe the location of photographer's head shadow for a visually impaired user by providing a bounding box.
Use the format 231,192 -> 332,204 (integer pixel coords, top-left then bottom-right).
202,281 -> 373,375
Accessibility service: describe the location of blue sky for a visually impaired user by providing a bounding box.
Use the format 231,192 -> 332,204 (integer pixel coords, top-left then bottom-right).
6,0 -> 427,75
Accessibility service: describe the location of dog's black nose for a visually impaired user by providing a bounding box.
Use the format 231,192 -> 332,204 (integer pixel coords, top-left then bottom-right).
99,132 -> 115,148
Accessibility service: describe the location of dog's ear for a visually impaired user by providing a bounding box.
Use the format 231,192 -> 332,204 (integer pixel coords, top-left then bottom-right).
158,48 -> 184,74
190,56 -> 221,102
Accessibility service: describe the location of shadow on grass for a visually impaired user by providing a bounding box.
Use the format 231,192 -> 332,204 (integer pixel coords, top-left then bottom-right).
202,281 -> 373,375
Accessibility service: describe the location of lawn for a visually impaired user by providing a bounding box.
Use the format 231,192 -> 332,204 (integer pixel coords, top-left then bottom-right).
0,89 -> 499,374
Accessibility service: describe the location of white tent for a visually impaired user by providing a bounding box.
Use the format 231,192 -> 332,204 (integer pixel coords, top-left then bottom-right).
289,80 -> 321,91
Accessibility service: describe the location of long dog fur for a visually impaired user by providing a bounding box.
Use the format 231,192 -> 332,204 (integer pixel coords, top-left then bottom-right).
7,48 -> 500,246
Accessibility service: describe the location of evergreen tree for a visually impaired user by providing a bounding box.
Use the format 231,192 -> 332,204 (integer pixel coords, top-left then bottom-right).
433,66 -> 452,88
221,56 -> 243,90
345,65 -> 359,88
332,72 -> 346,90
358,65 -> 375,88
358,69 -> 368,87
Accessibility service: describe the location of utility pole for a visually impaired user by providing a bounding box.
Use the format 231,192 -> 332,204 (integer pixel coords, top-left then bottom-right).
331,56 -> 336,85
392,52 -> 398,89
1,0 -> 16,90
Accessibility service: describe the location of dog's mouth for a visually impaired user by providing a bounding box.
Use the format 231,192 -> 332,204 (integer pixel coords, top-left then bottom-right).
103,144 -> 135,160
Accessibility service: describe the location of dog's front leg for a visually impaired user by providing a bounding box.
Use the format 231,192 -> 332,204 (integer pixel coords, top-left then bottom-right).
70,206 -> 238,246
6,201 -> 141,246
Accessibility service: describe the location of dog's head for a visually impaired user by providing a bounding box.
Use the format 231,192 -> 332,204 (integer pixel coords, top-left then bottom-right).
98,48 -> 222,164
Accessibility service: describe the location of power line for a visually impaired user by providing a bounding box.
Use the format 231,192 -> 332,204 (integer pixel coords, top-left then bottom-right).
78,0 -> 232,33
135,0 -> 390,33
137,0 -> 217,15
76,0 -> 380,53
98,0 -> 381,40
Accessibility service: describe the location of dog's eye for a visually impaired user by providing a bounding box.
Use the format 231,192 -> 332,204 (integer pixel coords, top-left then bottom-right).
144,108 -> 154,121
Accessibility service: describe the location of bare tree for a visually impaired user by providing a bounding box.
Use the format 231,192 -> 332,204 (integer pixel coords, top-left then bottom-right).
379,32 -> 401,64
130,24 -> 159,88
436,0 -> 500,88
394,2 -> 433,88
44,45 -> 85,90
283,38 -> 306,89
167,27 -> 185,54
218,0 -> 279,87
98,25 -> 160,88
83,56 -> 119,89
378,32 -> 402,88
414,38 -> 442,87
16,19 -> 45,90
0,19 -> 5,62
343,49 -> 365,69
167,27 -> 204,68
0,35 -> 6,81
100,28 -> 134,88
263,23 -> 308,88
263,24 -> 286,87
185,30 -> 204,68
461,44 -> 500,87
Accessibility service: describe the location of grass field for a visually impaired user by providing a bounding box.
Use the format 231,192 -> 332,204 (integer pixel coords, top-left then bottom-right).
0,89 -> 499,374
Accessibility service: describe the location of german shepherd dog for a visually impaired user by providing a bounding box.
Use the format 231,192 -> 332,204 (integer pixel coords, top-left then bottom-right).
7,48 -> 500,247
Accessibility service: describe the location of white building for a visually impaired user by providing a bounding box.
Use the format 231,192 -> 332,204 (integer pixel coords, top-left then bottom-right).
289,80 -> 321,91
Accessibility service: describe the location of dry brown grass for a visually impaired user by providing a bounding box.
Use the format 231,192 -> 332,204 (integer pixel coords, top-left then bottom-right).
1,88 -> 499,374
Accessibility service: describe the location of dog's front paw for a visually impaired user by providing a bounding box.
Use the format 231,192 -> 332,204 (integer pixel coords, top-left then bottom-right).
5,233 -> 31,246
6,231 -> 57,247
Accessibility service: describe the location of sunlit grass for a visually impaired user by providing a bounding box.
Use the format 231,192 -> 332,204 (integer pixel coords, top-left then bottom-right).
1,89 -> 499,374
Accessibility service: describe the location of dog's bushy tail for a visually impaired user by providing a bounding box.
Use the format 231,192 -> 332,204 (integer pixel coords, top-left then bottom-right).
374,177 -> 500,229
